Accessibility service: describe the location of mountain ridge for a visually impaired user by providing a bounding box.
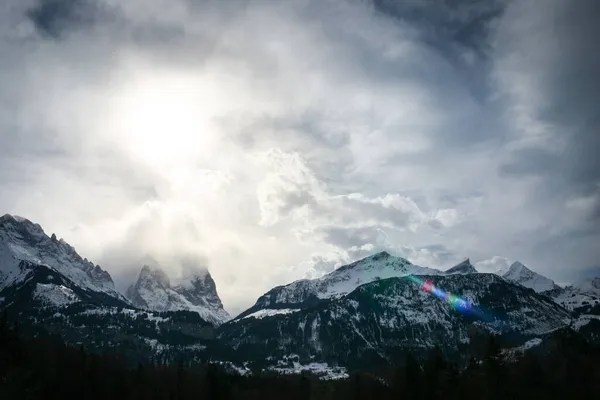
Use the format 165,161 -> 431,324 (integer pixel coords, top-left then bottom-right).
0,214 -> 122,300
2,213 -> 600,377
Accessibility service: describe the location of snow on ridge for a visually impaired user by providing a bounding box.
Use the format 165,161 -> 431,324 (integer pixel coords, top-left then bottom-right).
261,252 -> 444,307
241,308 -> 301,320
555,278 -> 600,310
0,215 -> 121,299
500,261 -> 558,293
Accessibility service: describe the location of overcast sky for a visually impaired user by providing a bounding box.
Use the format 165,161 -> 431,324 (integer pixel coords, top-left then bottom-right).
1,0 -> 598,315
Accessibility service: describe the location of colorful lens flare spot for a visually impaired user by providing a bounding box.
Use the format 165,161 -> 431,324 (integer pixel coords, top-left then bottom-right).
407,275 -> 482,318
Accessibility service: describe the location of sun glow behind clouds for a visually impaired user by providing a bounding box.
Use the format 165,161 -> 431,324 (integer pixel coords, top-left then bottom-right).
110,73 -> 220,169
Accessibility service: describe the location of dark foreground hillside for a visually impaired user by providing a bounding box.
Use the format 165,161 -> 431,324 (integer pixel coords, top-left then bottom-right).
1,313 -> 599,400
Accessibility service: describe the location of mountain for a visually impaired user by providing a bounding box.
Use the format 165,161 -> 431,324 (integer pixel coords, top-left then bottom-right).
444,258 -> 478,275
554,278 -> 600,313
219,271 -> 572,373
126,263 -> 230,326
500,261 -> 561,293
236,251 -> 441,319
0,214 -> 217,363
0,214 -> 124,302
1,214 -> 597,377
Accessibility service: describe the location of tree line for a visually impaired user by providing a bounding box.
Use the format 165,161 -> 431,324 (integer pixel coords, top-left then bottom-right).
1,312 -> 599,399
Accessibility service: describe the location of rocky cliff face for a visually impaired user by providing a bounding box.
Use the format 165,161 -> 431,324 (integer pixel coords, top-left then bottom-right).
127,264 -> 230,326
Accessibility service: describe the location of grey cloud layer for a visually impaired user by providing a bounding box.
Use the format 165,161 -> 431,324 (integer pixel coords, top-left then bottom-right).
0,0 -> 598,314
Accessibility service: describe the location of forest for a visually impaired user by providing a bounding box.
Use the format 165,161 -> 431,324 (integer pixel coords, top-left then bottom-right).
1,312 -> 599,400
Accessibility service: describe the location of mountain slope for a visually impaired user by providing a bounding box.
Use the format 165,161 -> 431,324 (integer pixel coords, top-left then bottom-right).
0,214 -> 123,300
219,273 -> 571,371
554,278 -> 600,312
237,251 -> 441,319
126,264 -> 230,326
500,261 -> 561,293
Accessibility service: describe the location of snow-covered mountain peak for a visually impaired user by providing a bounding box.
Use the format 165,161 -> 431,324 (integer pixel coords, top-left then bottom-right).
173,267 -> 211,290
0,214 -> 120,298
0,214 -> 45,237
504,261 -> 526,276
244,251 -> 443,316
139,264 -> 171,288
445,258 -> 478,275
500,261 -> 559,293
127,263 -> 230,326
333,251 -> 421,276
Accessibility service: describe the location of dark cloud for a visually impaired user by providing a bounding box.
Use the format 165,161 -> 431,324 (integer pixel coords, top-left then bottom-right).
497,0 -> 600,201
373,0 -> 506,100
27,0 -> 105,38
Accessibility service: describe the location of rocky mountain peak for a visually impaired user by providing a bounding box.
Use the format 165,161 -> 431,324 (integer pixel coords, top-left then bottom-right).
0,214 -> 45,238
445,258 -> 478,275
139,264 -> 171,288
501,261 -> 559,293
0,213 -> 119,297
126,263 -> 230,326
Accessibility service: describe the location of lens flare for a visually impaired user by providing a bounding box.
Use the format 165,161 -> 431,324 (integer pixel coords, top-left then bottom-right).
407,275 -> 484,318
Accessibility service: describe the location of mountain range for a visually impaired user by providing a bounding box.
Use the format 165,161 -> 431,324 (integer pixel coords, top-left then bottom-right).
1,213 -> 599,378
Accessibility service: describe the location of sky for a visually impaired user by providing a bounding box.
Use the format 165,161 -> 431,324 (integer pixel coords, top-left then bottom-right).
0,0 -> 598,316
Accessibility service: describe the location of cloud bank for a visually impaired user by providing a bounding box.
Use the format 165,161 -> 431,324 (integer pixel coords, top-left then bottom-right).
0,0 -> 598,314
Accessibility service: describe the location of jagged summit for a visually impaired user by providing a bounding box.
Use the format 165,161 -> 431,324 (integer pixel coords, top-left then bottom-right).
126,263 -> 230,326
0,213 -> 45,235
0,213 -> 120,298
500,261 -> 560,293
139,264 -> 171,288
445,258 -> 478,275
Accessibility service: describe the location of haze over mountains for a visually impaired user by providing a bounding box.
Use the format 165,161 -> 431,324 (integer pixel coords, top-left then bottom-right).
2,214 -> 599,378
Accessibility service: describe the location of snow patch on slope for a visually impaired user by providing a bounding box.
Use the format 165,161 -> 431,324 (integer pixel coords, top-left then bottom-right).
241,308 -> 300,320
268,357 -> 349,380
555,278 -> 600,311
34,283 -> 79,306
